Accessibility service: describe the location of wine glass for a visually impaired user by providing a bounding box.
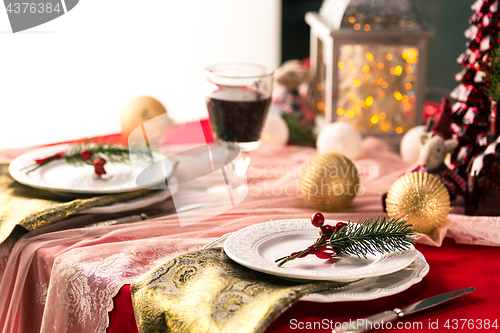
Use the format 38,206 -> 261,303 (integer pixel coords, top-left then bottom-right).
204,63 -> 274,190
204,63 -> 274,151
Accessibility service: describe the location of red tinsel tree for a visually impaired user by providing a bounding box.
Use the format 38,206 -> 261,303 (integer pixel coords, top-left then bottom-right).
450,0 -> 500,178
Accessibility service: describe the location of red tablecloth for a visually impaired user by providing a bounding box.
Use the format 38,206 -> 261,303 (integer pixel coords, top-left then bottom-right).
108,239 -> 499,333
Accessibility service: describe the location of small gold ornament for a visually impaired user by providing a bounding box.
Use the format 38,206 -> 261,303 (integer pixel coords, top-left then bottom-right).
386,172 -> 451,234
299,152 -> 359,211
121,96 -> 170,142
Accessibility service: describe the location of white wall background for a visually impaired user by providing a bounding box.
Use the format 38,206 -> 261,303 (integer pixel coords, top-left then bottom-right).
0,0 -> 281,148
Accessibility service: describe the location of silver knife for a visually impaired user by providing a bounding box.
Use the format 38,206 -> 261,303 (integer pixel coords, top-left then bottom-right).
85,202 -> 213,228
334,287 -> 476,333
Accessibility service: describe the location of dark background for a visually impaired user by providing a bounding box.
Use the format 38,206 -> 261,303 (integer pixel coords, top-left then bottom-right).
281,0 -> 473,102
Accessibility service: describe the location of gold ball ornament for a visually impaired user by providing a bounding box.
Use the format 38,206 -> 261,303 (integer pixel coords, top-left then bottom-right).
121,96 -> 170,142
386,172 -> 451,234
299,152 -> 359,211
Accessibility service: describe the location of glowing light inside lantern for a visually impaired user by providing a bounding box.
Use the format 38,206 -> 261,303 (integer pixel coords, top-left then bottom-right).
332,45 -> 418,134
317,83 -> 325,91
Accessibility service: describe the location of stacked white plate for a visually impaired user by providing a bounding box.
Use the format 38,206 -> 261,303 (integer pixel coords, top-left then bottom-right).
220,219 -> 429,302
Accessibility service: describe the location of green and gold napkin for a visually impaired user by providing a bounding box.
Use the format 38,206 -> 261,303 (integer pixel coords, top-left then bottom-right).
0,163 -> 152,244
131,248 -> 344,333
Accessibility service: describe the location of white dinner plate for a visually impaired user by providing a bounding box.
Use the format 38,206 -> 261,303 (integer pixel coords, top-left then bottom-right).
9,144 -> 173,194
224,219 -> 416,282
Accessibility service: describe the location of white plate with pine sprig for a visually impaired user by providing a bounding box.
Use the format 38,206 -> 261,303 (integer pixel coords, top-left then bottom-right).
224,219 -> 417,282
9,144 -> 174,194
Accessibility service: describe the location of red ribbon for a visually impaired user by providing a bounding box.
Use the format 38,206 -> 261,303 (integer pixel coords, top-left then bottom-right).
34,151 -> 65,164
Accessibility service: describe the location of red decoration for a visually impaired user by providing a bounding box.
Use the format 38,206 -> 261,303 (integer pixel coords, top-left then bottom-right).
80,149 -> 92,161
92,157 -> 107,176
431,98 -> 454,139
450,0 -> 500,178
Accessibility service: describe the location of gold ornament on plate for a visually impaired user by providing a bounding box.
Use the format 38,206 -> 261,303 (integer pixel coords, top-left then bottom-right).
299,152 -> 359,212
386,172 -> 451,234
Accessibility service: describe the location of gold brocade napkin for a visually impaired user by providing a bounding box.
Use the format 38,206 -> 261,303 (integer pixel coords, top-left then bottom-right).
0,163 -> 152,244
131,248 -> 344,333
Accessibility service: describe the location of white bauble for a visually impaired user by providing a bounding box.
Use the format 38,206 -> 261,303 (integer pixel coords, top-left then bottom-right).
261,113 -> 289,146
400,125 -> 426,163
316,122 -> 362,160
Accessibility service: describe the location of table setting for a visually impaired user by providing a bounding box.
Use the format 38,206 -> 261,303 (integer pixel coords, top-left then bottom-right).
1,117 -> 500,333
3,1 -> 500,332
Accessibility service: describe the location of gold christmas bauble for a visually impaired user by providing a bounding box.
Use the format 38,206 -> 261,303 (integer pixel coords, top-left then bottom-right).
386,172 -> 451,234
121,96 -> 169,141
299,152 -> 359,212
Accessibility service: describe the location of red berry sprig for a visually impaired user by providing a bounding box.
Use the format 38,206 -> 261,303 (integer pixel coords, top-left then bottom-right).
275,212 -> 346,267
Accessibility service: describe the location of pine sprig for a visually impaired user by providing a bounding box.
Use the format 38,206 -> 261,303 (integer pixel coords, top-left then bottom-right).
63,142 -> 152,166
328,217 -> 415,259
484,45 -> 500,104
24,139 -> 154,174
281,113 -> 316,147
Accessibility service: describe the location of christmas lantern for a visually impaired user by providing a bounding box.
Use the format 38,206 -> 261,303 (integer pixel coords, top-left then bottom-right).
306,0 -> 435,145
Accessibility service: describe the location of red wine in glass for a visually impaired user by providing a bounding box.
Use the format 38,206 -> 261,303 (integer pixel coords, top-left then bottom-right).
206,86 -> 271,151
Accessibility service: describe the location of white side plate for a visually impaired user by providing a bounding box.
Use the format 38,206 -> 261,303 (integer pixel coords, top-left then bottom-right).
224,219 -> 416,282
9,144 -> 173,194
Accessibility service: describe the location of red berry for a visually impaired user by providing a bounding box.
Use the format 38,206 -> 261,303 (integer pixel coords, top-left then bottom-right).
92,157 -> 107,167
94,165 -> 106,175
313,247 -> 336,259
80,149 -> 92,161
321,224 -> 334,235
311,212 -> 325,227
335,222 -> 347,231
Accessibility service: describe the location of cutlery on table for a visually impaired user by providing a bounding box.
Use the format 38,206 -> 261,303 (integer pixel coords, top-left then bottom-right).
333,287 -> 476,333
85,202 -> 213,228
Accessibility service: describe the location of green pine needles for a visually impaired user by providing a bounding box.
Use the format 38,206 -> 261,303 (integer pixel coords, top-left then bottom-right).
23,140 -> 154,174
64,142 -> 152,166
328,217 -> 415,258
485,46 -> 500,104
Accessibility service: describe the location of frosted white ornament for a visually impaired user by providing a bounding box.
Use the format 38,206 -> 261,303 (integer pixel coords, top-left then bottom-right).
400,125 -> 426,163
260,112 -> 289,146
316,122 -> 362,160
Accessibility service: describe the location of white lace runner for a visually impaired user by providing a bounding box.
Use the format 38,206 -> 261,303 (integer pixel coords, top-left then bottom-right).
37,237 -> 208,333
